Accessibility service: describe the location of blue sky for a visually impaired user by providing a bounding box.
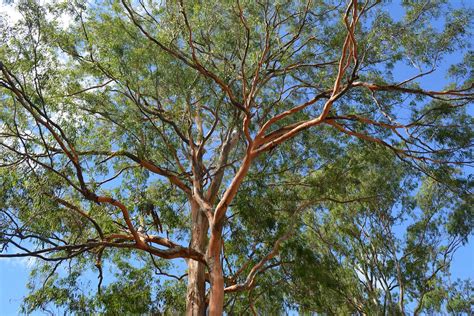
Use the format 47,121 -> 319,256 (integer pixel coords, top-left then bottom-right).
1,1 -> 473,315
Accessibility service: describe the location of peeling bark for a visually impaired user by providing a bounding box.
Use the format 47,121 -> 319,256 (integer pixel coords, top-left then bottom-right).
186,200 -> 209,316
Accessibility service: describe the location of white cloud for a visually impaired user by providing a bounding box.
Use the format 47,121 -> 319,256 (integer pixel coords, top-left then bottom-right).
355,264 -> 386,291
0,1 -> 22,24
2,256 -> 38,269
1,243 -> 41,269
0,1 -> 73,29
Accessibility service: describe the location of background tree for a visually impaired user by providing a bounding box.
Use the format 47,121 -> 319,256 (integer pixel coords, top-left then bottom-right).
0,0 -> 472,314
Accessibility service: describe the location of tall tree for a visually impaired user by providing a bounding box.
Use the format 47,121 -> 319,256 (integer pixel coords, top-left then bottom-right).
0,0 -> 472,314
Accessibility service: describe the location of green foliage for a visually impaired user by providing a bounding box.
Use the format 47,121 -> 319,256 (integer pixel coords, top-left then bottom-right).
0,0 -> 472,314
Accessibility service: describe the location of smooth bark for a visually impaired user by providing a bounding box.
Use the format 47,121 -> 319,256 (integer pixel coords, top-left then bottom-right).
207,228 -> 225,316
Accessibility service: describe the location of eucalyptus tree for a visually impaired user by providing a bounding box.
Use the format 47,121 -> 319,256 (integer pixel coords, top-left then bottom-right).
0,0 -> 472,315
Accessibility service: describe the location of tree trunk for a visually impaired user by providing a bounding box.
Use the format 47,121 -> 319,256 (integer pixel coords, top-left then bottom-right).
207,228 -> 224,316
186,200 -> 209,315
